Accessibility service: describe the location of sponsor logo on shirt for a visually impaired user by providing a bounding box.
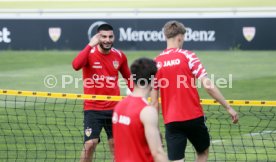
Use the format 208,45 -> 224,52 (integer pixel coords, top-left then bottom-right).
118,115 -> 131,125
163,59 -> 181,67
48,27 -> 61,42
92,62 -> 102,69
92,74 -> 116,81
113,113 -> 131,125
92,66 -> 102,69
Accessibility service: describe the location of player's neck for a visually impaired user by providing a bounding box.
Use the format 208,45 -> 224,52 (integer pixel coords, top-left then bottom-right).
132,87 -> 150,99
97,45 -> 110,54
166,41 -> 182,49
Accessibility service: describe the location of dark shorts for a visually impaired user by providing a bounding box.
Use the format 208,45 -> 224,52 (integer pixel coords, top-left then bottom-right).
165,116 -> 210,161
83,110 -> 113,142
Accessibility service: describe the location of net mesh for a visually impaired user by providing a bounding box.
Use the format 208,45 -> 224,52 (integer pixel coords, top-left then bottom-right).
0,91 -> 275,162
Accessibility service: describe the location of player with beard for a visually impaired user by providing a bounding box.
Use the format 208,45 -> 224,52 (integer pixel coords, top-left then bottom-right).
72,24 -> 132,162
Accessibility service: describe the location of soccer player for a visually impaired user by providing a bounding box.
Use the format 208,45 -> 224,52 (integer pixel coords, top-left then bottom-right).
151,21 -> 239,162
72,24 -> 132,162
112,58 -> 168,162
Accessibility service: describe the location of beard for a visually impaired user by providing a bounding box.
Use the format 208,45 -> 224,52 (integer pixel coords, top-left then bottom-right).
99,42 -> 113,51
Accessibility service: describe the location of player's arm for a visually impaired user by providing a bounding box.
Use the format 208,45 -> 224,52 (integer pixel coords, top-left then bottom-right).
140,106 -> 168,162
119,53 -> 134,91
150,71 -> 160,110
200,76 -> 238,124
150,89 -> 164,147
185,51 -> 238,124
72,34 -> 100,70
150,89 -> 159,110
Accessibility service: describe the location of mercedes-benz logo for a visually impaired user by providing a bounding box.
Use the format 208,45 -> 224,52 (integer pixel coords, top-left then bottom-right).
87,21 -> 107,41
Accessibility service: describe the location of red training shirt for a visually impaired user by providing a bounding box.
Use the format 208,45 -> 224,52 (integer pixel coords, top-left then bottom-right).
72,45 -> 132,111
154,48 -> 207,124
112,96 -> 154,162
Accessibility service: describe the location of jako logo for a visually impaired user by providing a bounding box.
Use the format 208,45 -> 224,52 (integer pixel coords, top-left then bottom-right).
163,59 -> 181,67
0,27 -> 11,43
87,21 -> 107,40
112,112 -> 131,125
118,115 -> 131,125
119,27 -> 215,42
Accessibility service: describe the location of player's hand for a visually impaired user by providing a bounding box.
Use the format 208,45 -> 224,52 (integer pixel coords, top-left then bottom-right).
88,33 -> 101,47
227,106 -> 239,124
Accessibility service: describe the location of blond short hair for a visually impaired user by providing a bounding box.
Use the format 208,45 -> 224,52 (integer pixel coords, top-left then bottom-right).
163,21 -> 186,39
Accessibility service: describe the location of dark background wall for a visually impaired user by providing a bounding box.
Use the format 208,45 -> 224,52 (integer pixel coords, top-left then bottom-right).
0,18 -> 275,50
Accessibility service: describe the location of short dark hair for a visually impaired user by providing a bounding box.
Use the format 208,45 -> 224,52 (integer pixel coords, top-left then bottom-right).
131,58 -> 157,86
97,24 -> 113,32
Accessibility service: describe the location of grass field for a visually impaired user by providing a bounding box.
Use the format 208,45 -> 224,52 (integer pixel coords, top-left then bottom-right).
1,0 -> 275,162
0,50 -> 275,161
0,50 -> 276,100
0,87 -> 275,161
1,50 -> 276,161
0,0 -> 275,9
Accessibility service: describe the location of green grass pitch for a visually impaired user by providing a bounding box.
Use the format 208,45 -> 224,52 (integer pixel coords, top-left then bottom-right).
0,51 -> 276,161
0,50 -> 276,161
0,91 -> 275,161
0,50 -> 276,100
1,0 -> 276,161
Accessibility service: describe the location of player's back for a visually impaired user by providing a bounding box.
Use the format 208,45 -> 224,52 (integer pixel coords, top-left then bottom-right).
155,48 -> 205,124
112,96 -> 154,162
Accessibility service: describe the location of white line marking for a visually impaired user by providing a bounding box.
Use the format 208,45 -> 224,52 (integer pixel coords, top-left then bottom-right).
245,130 -> 276,137
211,140 -> 225,144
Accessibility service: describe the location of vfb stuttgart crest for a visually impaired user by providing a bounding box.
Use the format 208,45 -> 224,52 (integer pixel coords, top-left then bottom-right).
48,27 -> 61,42
85,128 -> 92,137
243,27 -> 256,42
113,60 -> 119,69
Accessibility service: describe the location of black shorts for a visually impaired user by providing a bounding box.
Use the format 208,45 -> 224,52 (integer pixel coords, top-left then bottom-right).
165,116 -> 210,161
83,110 -> 113,142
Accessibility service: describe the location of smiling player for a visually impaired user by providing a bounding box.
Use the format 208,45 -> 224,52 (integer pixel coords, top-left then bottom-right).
72,23 -> 132,162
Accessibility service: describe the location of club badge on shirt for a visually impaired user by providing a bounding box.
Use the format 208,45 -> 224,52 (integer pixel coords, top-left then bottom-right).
113,60 -> 119,69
